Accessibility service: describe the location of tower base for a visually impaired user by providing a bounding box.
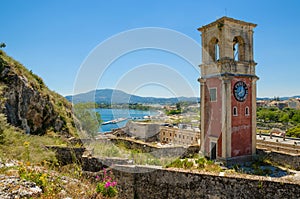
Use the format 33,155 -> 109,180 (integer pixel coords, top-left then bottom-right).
217,155 -> 257,166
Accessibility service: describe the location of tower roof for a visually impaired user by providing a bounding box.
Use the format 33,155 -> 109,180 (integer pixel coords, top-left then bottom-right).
198,16 -> 257,32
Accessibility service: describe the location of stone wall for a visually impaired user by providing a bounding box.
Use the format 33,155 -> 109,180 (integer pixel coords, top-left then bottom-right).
48,145 -> 300,198
47,145 -> 131,171
112,165 -> 300,199
257,139 -> 300,155
47,142 -> 300,172
46,146 -> 85,165
110,138 -> 199,158
257,149 -> 300,170
81,156 -> 131,172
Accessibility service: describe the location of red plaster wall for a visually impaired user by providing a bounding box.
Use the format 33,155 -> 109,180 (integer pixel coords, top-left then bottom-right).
204,77 -> 222,155
217,133 -> 222,157
231,77 -> 252,157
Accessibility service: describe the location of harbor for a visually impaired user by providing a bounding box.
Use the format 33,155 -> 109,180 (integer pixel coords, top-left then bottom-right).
101,117 -> 128,125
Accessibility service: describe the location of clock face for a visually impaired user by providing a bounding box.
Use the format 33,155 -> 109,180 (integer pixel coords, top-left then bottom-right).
233,81 -> 248,102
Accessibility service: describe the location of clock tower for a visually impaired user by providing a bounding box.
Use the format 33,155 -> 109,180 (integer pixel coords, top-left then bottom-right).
198,17 -> 258,163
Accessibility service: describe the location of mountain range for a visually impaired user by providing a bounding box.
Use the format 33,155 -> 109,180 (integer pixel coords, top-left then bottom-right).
65,89 -> 300,105
257,96 -> 300,101
65,89 -> 200,104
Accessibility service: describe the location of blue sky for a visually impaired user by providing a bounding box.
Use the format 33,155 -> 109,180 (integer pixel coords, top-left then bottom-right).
1,0 -> 300,98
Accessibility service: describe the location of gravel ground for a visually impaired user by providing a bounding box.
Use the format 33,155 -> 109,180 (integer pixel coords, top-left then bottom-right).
0,175 -> 42,199
0,159 -> 42,198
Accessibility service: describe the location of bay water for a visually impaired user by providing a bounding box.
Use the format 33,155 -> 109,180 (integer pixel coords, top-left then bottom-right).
95,108 -> 158,132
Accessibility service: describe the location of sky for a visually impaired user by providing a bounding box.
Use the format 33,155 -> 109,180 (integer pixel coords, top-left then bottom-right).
1,0 -> 300,98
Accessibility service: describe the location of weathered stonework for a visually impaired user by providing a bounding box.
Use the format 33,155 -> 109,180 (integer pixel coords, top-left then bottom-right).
46,146 -> 86,165
49,144 -> 300,198
47,145 -> 131,171
110,137 -> 199,158
112,165 -> 300,199
257,149 -> 300,170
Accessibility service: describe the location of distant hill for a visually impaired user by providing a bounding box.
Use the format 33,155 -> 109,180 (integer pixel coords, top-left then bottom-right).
65,89 -> 200,104
257,96 -> 300,101
66,89 -> 300,105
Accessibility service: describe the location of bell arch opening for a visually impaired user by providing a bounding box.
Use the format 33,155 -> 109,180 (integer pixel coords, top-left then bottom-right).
233,36 -> 245,61
209,37 -> 220,62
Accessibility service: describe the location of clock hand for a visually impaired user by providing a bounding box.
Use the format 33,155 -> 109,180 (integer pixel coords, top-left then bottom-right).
239,89 -> 244,96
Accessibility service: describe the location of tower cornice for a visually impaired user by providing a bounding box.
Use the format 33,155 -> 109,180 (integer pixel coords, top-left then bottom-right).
198,16 -> 257,32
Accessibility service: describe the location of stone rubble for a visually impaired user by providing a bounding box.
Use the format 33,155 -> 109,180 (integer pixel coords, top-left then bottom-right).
0,175 -> 42,199
0,159 -> 42,198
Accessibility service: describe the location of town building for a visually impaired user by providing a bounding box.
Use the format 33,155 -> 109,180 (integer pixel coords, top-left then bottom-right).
198,17 -> 258,163
159,126 -> 200,146
257,98 -> 300,110
123,121 -> 160,142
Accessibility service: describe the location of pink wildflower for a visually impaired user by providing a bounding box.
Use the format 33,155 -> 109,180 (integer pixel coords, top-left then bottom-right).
111,181 -> 117,186
105,181 -> 111,188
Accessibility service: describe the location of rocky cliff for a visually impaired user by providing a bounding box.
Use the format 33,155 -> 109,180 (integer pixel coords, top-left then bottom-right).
0,50 -> 77,136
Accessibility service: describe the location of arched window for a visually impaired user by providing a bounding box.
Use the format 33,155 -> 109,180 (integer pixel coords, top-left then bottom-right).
245,106 -> 250,116
233,40 -> 239,61
209,37 -> 220,62
215,41 -> 220,61
233,36 -> 245,61
233,106 -> 238,116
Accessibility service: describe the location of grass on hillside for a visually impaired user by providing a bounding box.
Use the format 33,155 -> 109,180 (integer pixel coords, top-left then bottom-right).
0,114 -> 109,198
0,108 -> 66,165
0,126 -> 66,165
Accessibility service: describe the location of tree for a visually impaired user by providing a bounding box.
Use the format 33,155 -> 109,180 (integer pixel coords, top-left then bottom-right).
73,103 -> 102,138
176,102 -> 181,111
0,43 -> 6,48
286,125 -> 300,138
291,110 -> 300,124
279,112 -> 289,124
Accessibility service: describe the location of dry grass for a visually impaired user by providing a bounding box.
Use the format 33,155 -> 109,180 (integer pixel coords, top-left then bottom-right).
0,129 -> 66,165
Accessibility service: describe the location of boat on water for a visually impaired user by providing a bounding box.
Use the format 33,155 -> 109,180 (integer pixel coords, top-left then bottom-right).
101,118 -> 128,125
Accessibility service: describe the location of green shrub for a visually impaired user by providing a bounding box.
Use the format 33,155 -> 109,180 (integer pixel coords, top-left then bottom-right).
18,164 -> 61,194
195,157 -> 206,168
166,109 -> 181,115
166,158 -> 182,168
96,169 -> 118,198
182,158 -> 194,169
166,158 -> 194,169
286,125 -> 300,138
104,146 -> 121,157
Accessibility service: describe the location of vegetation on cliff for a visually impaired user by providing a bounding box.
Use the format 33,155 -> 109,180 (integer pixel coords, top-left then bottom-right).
0,84 -> 63,164
0,50 -> 78,136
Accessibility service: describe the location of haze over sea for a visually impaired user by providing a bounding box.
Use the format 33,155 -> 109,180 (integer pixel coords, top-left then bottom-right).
96,108 -> 158,132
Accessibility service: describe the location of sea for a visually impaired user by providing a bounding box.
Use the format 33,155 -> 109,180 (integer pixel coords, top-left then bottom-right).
95,108 -> 158,132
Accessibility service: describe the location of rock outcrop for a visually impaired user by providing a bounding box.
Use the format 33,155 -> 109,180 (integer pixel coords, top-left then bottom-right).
0,50 -> 77,136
